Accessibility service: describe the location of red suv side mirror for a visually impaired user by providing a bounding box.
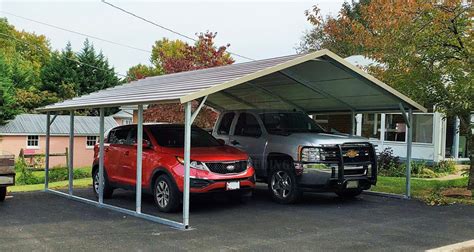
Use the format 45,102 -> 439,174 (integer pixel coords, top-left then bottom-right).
134,139 -> 152,149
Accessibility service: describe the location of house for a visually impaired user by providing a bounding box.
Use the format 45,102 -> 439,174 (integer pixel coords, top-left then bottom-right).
0,114 -> 118,168
311,55 -> 472,163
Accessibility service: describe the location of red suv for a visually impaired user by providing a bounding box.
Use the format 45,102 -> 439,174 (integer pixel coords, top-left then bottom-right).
92,124 -> 256,212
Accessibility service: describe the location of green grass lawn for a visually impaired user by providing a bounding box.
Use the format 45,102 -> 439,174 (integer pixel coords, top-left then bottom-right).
15,166 -> 92,182
8,178 -> 92,192
371,176 -> 472,204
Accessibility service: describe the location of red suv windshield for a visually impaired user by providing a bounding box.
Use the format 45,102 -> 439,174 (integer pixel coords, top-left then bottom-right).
148,125 -> 221,147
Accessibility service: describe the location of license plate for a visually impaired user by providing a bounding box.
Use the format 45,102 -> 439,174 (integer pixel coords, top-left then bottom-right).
346,181 -> 359,189
226,181 -> 240,190
0,176 -> 14,185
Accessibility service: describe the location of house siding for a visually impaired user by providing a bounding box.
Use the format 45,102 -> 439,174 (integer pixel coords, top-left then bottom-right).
0,135 -> 95,168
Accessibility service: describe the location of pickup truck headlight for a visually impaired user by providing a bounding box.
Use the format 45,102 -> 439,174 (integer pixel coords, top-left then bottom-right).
300,147 -> 321,162
176,157 -> 208,171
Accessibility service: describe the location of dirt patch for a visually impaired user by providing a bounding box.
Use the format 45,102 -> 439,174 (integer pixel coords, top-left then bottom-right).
442,188 -> 472,198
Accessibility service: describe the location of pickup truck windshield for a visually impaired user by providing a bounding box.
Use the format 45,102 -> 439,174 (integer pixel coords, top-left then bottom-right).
259,113 -> 326,134
148,126 -> 221,147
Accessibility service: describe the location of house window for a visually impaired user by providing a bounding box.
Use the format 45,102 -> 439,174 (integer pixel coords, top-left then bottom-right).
412,114 -> 433,144
86,136 -> 98,148
122,119 -> 132,125
27,135 -> 39,148
385,114 -> 406,142
361,114 -> 381,140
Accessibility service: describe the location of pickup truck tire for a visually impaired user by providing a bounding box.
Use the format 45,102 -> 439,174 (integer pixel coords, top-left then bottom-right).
268,160 -> 301,204
0,187 -> 6,202
336,188 -> 363,198
92,169 -> 114,199
153,174 -> 180,213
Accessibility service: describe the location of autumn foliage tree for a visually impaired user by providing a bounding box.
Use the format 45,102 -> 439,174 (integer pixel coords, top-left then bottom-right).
299,0 -> 474,189
133,31 -> 234,128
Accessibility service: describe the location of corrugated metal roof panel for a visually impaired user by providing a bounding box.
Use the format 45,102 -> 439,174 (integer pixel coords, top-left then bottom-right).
0,114 -> 118,136
37,49 -> 426,113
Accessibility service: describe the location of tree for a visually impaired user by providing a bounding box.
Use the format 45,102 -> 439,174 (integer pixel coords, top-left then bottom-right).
132,31 -> 234,126
75,39 -> 119,96
300,0 -> 474,189
158,32 -> 234,74
41,42 -> 78,100
0,54 -> 17,124
125,63 -> 161,82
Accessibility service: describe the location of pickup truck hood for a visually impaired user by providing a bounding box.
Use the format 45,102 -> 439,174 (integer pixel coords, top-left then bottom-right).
274,132 -> 368,146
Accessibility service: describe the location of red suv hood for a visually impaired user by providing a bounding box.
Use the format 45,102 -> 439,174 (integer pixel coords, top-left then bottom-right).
161,145 -> 248,162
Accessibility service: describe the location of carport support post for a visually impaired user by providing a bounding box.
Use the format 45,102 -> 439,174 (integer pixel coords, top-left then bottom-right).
183,101 -> 191,228
405,109 -> 413,198
44,112 -> 51,190
68,111 -> 74,195
136,105 -> 143,214
98,108 -> 105,205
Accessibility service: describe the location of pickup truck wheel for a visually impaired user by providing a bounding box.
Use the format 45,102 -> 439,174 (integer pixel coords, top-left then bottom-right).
0,187 -> 6,202
268,162 -> 301,204
336,188 -> 363,198
153,175 -> 179,213
92,169 -> 114,199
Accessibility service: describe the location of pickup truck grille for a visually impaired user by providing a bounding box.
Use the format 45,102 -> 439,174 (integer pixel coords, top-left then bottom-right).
205,161 -> 247,174
320,143 -> 373,165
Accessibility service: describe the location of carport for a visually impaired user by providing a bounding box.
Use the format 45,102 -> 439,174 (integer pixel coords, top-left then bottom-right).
37,49 -> 426,230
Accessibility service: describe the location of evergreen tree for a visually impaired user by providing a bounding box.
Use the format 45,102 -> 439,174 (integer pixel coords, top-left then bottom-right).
76,39 -> 119,95
41,42 -> 78,99
0,54 -> 18,124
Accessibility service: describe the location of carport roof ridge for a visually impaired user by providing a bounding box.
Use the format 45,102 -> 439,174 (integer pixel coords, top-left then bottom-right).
37,49 -> 426,113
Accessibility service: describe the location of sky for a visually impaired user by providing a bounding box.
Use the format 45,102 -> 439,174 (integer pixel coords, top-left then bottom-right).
0,0 -> 346,76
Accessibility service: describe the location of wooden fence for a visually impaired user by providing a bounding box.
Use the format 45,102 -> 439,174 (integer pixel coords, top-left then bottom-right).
19,148 -> 68,171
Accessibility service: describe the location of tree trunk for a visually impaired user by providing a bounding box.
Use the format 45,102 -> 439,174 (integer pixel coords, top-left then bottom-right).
468,154 -> 474,190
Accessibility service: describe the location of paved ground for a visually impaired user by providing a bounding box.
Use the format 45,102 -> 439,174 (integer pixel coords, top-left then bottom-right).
1,185 -> 473,251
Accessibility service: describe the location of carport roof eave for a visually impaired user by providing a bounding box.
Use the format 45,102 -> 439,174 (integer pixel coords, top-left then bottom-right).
36,98 -> 180,112
179,50 -> 427,113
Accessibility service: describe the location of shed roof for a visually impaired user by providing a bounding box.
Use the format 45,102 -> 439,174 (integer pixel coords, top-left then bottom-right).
38,49 -> 426,113
0,114 -> 118,136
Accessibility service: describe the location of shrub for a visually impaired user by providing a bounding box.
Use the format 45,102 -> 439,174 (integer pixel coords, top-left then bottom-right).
49,167 -> 91,182
377,148 -> 403,177
15,158 -> 42,185
432,160 -> 456,174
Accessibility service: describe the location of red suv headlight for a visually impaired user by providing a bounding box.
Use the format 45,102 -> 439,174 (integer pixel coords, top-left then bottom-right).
176,156 -> 208,171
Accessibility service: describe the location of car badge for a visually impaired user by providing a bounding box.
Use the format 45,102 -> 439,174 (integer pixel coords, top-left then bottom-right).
226,165 -> 235,171
346,149 -> 359,158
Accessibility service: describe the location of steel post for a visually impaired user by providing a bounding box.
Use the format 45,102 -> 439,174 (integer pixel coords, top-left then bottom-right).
98,108 -> 105,205
405,109 -> 413,198
45,112 -> 51,190
68,111 -> 74,195
136,105 -> 143,213
183,102 -> 191,229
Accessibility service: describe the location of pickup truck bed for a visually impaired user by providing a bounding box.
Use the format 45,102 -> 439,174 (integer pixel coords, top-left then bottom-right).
0,153 -> 15,201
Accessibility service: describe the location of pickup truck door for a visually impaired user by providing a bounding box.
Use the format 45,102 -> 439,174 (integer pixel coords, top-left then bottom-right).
213,112 -> 236,144
229,112 -> 266,176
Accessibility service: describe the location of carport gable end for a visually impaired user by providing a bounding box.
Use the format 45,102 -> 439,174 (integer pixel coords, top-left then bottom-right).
178,49 -> 426,114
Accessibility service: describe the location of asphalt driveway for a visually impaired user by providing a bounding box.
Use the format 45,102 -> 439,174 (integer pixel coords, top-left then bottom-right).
1,185 -> 473,251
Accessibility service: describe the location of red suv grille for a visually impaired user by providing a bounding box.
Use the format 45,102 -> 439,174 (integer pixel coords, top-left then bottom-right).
205,161 -> 247,174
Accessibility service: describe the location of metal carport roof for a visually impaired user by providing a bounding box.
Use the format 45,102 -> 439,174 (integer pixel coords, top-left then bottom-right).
38,49 -> 426,113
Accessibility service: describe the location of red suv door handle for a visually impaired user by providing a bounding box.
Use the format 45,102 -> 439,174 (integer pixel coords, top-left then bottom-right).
124,151 -> 130,156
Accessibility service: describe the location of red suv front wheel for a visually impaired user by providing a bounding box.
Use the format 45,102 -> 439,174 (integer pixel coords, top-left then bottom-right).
153,174 -> 180,213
